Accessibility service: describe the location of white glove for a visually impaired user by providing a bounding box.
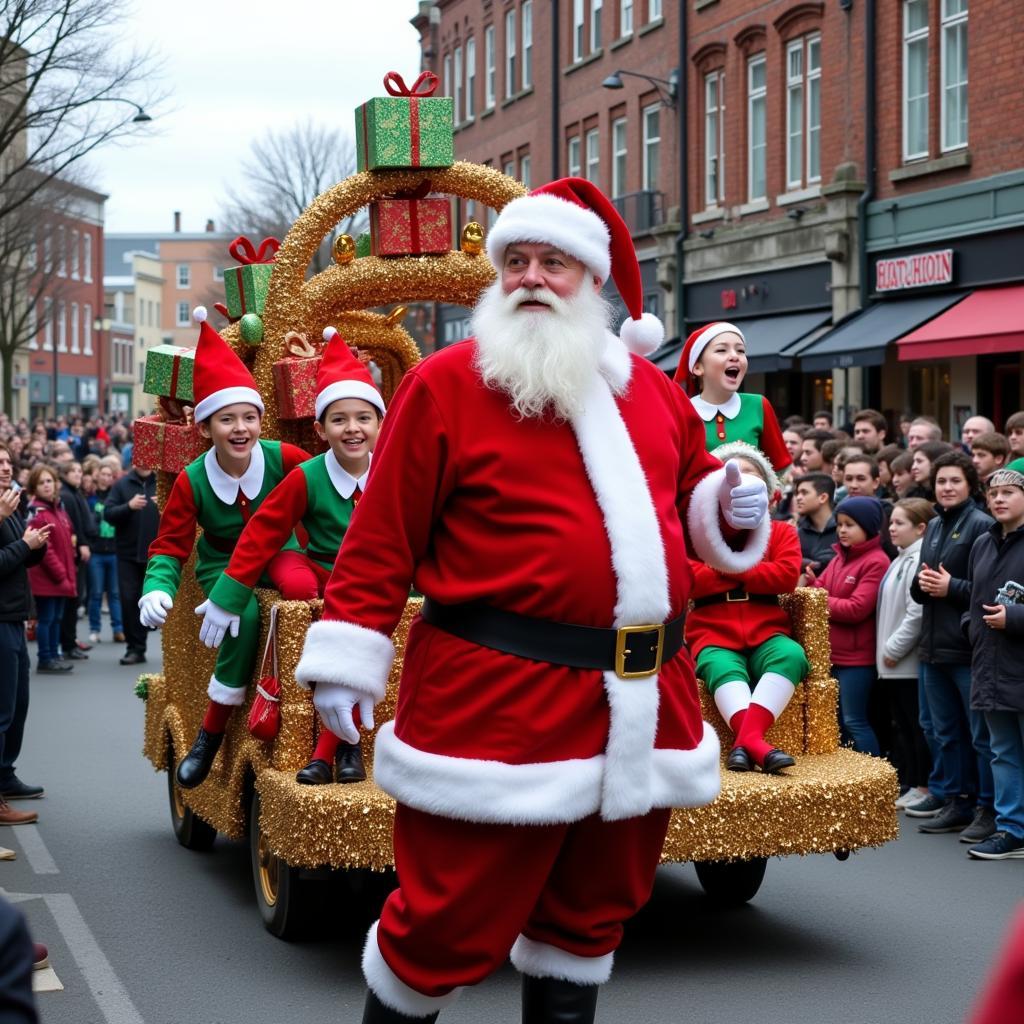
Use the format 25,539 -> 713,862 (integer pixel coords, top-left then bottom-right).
139,591 -> 174,629
313,682 -> 376,745
718,459 -> 768,530
194,598 -> 241,649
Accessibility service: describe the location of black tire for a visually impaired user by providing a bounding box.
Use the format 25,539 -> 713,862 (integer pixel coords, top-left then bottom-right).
249,788 -> 312,939
167,740 -> 217,851
693,857 -> 768,906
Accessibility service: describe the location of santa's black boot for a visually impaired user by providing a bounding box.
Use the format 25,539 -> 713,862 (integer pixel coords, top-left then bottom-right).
175,728 -> 223,789
335,740 -> 367,783
361,991 -> 439,1023
521,975 -> 599,1024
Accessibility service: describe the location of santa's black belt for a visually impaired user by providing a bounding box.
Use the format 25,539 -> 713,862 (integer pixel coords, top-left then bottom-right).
691,587 -> 778,609
420,598 -> 685,680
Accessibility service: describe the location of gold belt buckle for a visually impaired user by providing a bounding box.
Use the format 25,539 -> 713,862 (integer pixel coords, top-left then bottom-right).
614,624 -> 665,680
725,590 -> 749,602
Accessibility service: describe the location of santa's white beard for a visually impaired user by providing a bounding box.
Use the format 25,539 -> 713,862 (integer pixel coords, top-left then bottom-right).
471,281 -> 614,421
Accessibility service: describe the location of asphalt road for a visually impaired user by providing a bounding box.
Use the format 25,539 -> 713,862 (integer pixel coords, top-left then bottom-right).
3,632 -> 1021,1024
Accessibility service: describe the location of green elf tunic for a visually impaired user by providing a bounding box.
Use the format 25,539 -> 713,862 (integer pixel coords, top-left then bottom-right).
208,450 -> 367,616
144,439 -> 309,694
690,392 -> 792,472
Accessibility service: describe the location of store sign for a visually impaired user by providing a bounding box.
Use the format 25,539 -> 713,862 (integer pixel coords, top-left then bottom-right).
876,249 -> 954,292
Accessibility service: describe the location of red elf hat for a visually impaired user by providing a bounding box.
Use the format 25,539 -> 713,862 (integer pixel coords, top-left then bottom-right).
672,321 -> 745,385
190,307 -> 264,422
315,328 -> 386,422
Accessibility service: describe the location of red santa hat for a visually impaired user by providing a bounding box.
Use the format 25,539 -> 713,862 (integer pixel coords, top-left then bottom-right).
315,328 -> 386,422
190,307 -> 265,422
672,321 -> 745,385
486,176 -> 665,356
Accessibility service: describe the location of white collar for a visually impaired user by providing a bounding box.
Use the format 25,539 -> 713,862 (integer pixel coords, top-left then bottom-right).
325,449 -> 371,499
204,441 -> 265,504
691,393 -> 742,421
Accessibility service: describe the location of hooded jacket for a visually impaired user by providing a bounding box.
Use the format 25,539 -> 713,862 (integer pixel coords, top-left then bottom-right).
876,537 -> 924,679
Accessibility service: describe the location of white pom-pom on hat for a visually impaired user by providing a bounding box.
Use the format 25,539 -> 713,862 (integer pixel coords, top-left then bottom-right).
192,306 -> 208,323
323,326 -> 338,343
620,312 -> 665,356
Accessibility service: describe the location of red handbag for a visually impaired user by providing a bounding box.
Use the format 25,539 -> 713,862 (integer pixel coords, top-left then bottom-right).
248,606 -> 281,742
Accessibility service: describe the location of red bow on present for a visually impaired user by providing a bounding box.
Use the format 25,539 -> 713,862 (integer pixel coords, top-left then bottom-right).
383,70 -> 439,98
228,236 -> 281,266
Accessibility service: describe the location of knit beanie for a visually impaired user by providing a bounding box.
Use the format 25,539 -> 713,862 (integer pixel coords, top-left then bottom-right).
834,496 -> 883,538
988,464 -> 1024,491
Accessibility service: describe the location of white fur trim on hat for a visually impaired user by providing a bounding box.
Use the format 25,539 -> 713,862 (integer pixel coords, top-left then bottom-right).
193,386 -> 265,424
487,193 -> 612,281
688,322 -> 744,372
315,380 -> 386,422
686,466 -> 771,575
294,618 -> 395,698
620,311 -> 665,356
363,921 -> 463,1016
511,936 -> 614,985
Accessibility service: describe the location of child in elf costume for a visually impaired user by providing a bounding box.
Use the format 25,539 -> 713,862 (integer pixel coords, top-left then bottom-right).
198,329 -> 385,786
686,441 -> 808,773
673,322 -> 791,473
139,308 -> 311,789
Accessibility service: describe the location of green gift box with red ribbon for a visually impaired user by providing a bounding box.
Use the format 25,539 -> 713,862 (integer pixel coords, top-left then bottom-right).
142,345 -> 195,403
223,236 -> 279,318
356,71 -> 454,172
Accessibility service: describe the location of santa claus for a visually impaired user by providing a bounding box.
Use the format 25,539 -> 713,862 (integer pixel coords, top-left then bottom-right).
295,178 -> 770,1024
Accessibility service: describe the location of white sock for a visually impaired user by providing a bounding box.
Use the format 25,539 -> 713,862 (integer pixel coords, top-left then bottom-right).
749,672 -> 797,719
714,680 -> 751,725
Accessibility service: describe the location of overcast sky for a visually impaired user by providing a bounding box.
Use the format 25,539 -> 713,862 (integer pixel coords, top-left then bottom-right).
97,1 -> 422,233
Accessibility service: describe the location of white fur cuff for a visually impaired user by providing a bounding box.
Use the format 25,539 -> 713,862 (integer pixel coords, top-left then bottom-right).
362,921 -> 463,1016
294,619 -> 395,698
686,468 -> 770,575
207,675 -> 247,706
648,724 -> 722,809
511,935 -> 614,985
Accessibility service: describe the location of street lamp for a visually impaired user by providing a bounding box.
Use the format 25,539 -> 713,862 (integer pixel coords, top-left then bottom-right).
601,68 -> 680,108
130,103 -> 152,124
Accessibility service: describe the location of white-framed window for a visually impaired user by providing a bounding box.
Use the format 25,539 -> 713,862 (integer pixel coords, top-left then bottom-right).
705,70 -> 725,206
620,0 -> 633,37
786,36 -> 821,188
57,225 -> 66,277
642,104 -> 660,193
520,153 -> 531,188
484,25 -> 496,109
43,233 -> 52,272
57,300 -> 67,352
156,301 -> 161,325
585,127 -> 600,184
83,304 -> 93,355
70,302 -> 79,352
568,136 -> 582,178
747,54 -> 767,201
466,37 -> 476,118
612,117 -> 628,197
176,301 -> 190,327
27,304 -> 37,349
903,0 -> 930,161
573,0 -> 585,62
941,0 -> 968,151
522,1 -> 533,88
443,52 -> 452,99
43,298 -> 53,351
591,0 -> 603,50
454,45 -> 463,122
176,263 -> 190,288
70,229 -> 79,278
505,9 -> 517,99
83,233 -> 92,281
649,0 -> 661,21
807,36 -> 821,181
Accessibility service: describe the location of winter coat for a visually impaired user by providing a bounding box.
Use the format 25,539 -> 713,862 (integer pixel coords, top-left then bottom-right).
104,470 -> 158,563
26,497 -> 76,598
0,500 -> 46,621
966,522 -> 1024,713
812,535 -> 890,666
876,538 -> 924,679
910,498 -> 993,665
797,514 -> 838,574
59,481 -> 93,559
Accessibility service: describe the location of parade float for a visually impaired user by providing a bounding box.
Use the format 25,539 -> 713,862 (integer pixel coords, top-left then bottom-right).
136,72 -> 898,939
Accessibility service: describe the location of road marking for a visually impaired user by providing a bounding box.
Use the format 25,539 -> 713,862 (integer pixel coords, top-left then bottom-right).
12,825 -> 59,874
32,966 -> 64,992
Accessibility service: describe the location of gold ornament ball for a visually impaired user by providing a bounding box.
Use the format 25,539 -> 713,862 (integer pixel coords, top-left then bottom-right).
461,222 -> 485,256
333,234 -> 356,265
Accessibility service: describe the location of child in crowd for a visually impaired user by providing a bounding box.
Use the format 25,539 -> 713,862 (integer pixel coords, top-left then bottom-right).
810,496 -> 890,756
687,442 -> 807,774
793,472 -> 837,577
962,465 -> 1024,859
890,451 -> 915,499
909,441 -> 953,502
672,322 -> 791,472
140,309 -> 310,790
87,461 -> 125,644
970,432 -> 1010,488
1005,412 -> 1024,460
876,444 -> 904,499
876,498 -> 935,808
200,332 -> 385,786
25,465 -> 76,674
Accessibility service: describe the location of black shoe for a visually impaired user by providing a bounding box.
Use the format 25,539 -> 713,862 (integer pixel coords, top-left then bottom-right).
37,660 -> 73,674
761,749 -> 796,774
919,798 -> 975,834
726,747 -> 753,772
119,651 -> 146,666
335,741 -> 367,784
361,991 -> 438,1023
175,729 -> 224,789
62,648 -> 88,660
1,778 -> 44,800
959,805 -> 997,844
295,759 -> 333,785
522,975 -> 599,1024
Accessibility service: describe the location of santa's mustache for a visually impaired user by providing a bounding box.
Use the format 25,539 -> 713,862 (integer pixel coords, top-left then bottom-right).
502,287 -> 572,316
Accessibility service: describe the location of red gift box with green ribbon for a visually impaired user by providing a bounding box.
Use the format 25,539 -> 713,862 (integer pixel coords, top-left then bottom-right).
223,236 -> 279,318
370,195 -> 451,257
132,415 -> 208,474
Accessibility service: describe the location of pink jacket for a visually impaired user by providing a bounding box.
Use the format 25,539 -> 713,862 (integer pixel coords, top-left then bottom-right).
812,536 -> 890,666
26,498 -> 77,598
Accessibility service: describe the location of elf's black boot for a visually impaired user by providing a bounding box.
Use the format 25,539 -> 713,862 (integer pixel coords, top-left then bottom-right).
175,728 -> 223,789
361,991 -> 439,1023
336,740 -> 367,783
521,975 -> 599,1024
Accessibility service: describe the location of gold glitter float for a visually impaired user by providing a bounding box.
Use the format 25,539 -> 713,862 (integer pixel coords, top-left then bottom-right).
460,221 -> 485,255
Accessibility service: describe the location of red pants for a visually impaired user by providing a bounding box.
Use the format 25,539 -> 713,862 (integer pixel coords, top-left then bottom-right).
371,804 -> 671,1003
266,550 -> 331,602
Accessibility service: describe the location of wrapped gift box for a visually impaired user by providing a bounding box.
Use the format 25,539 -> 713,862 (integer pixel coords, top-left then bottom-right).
223,263 -> 274,319
355,95 -> 453,171
370,198 -> 451,257
272,353 -> 322,420
142,345 -> 195,403
133,415 -> 208,474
